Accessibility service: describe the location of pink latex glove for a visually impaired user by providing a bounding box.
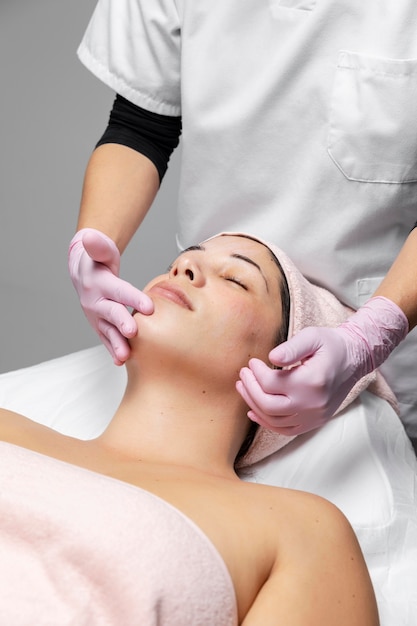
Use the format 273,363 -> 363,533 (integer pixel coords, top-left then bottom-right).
68,228 -> 154,365
236,297 -> 408,435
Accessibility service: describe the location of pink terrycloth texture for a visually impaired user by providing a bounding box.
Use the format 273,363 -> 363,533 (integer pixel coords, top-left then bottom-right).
206,233 -> 398,468
0,442 -> 238,626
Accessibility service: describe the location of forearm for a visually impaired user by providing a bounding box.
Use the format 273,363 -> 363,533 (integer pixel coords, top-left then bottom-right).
77,143 -> 160,253
373,226 -> 417,331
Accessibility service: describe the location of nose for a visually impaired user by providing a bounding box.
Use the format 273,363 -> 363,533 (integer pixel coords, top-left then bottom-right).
169,254 -> 205,286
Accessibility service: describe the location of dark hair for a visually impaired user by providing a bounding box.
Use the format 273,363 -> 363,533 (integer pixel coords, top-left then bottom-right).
271,252 -> 291,346
234,243 -> 291,470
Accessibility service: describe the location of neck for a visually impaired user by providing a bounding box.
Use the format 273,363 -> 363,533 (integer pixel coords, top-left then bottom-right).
94,362 -> 250,478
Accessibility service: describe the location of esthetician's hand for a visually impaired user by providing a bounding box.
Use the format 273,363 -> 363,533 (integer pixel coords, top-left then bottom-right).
68,228 -> 154,365
236,297 -> 408,435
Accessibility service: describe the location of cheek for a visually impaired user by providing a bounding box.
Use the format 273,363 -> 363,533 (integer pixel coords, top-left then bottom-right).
212,302 -> 274,361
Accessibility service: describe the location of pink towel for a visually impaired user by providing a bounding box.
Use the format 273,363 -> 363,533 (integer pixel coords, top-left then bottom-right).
207,233 -> 398,467
0,442 -> 238,626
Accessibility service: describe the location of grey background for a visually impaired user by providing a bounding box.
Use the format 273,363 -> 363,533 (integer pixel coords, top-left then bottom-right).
0,0 -> 180,374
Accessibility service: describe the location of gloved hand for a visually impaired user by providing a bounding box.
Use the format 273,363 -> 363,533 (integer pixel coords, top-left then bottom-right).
236,296 -> 408,435
68,228 -> 154,365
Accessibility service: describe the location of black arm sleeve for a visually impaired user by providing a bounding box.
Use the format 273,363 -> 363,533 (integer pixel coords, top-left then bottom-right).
96,95 -> 182,183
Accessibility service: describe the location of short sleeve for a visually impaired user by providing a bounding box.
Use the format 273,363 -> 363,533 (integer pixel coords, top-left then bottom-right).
77,0 -> 181,116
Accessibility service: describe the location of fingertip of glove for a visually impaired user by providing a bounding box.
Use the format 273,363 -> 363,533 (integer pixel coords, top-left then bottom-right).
121,322 -> 137,338
247,411 -> 262,425
137,299 -> 155,315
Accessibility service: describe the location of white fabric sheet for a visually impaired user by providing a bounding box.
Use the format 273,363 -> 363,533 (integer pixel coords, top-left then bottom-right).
0,345 -> 416,625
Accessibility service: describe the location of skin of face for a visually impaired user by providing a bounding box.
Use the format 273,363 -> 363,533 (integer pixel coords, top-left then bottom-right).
129,235 -> 283,390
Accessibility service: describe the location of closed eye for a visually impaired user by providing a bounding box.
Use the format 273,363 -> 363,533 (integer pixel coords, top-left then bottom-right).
224,276 -> 248,290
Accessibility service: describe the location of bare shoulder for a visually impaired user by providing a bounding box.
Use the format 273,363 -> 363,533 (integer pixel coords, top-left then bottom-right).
239,477 -> 350,528
0,407 -> 41,439
240,481 -> 379,626
237,480 -> 365,569
242,479 -> 359,541
0,407 -> 69,454
249,481 -> 369,573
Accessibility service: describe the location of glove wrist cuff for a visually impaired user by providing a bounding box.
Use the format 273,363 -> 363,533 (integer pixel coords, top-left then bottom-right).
69,228 -> 118,254
341,295 -> 409,375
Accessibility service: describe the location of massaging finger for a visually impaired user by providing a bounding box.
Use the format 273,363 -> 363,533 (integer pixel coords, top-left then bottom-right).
249,408 -> 304,432
95,270 -> 154,315
249,355 -> 341,414
69,228 -> 154,364
238,361 -> 340,435
98,332 -> 124,366
246,358 -> 296,394
237,379 -> 303,432
237,369 -> 295,417
247,410 -> 304,435
94,296 -> 139,337
238,376 -> 314,433
97,320 -> 129,365
268,328 -> 322,367
247,403 -> 303,431
244,361 -> 301,415
246,361 -> 318,422
238,367 -> 293,415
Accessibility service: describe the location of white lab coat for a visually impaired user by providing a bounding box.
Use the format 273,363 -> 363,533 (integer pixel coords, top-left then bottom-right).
78,0 -> 417,437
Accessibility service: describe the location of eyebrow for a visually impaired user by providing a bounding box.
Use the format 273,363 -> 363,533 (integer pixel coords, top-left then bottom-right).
179,245 -> 269,292
231,253 -> 269,292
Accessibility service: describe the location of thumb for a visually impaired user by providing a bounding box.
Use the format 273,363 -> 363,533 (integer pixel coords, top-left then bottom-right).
82,230 -> 120,275
269,328 -> 323,367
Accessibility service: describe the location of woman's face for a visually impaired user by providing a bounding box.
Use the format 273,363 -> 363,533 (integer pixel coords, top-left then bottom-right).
130,235 -> 284,386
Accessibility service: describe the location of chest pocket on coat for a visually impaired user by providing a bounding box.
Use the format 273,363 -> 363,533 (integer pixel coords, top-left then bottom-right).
327,50 -> 417,184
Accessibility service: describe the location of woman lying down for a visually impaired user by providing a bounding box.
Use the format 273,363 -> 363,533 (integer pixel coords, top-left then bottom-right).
0,234 -> 381,625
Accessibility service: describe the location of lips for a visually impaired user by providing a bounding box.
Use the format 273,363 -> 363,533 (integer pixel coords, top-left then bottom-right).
148,281 -> 193,310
